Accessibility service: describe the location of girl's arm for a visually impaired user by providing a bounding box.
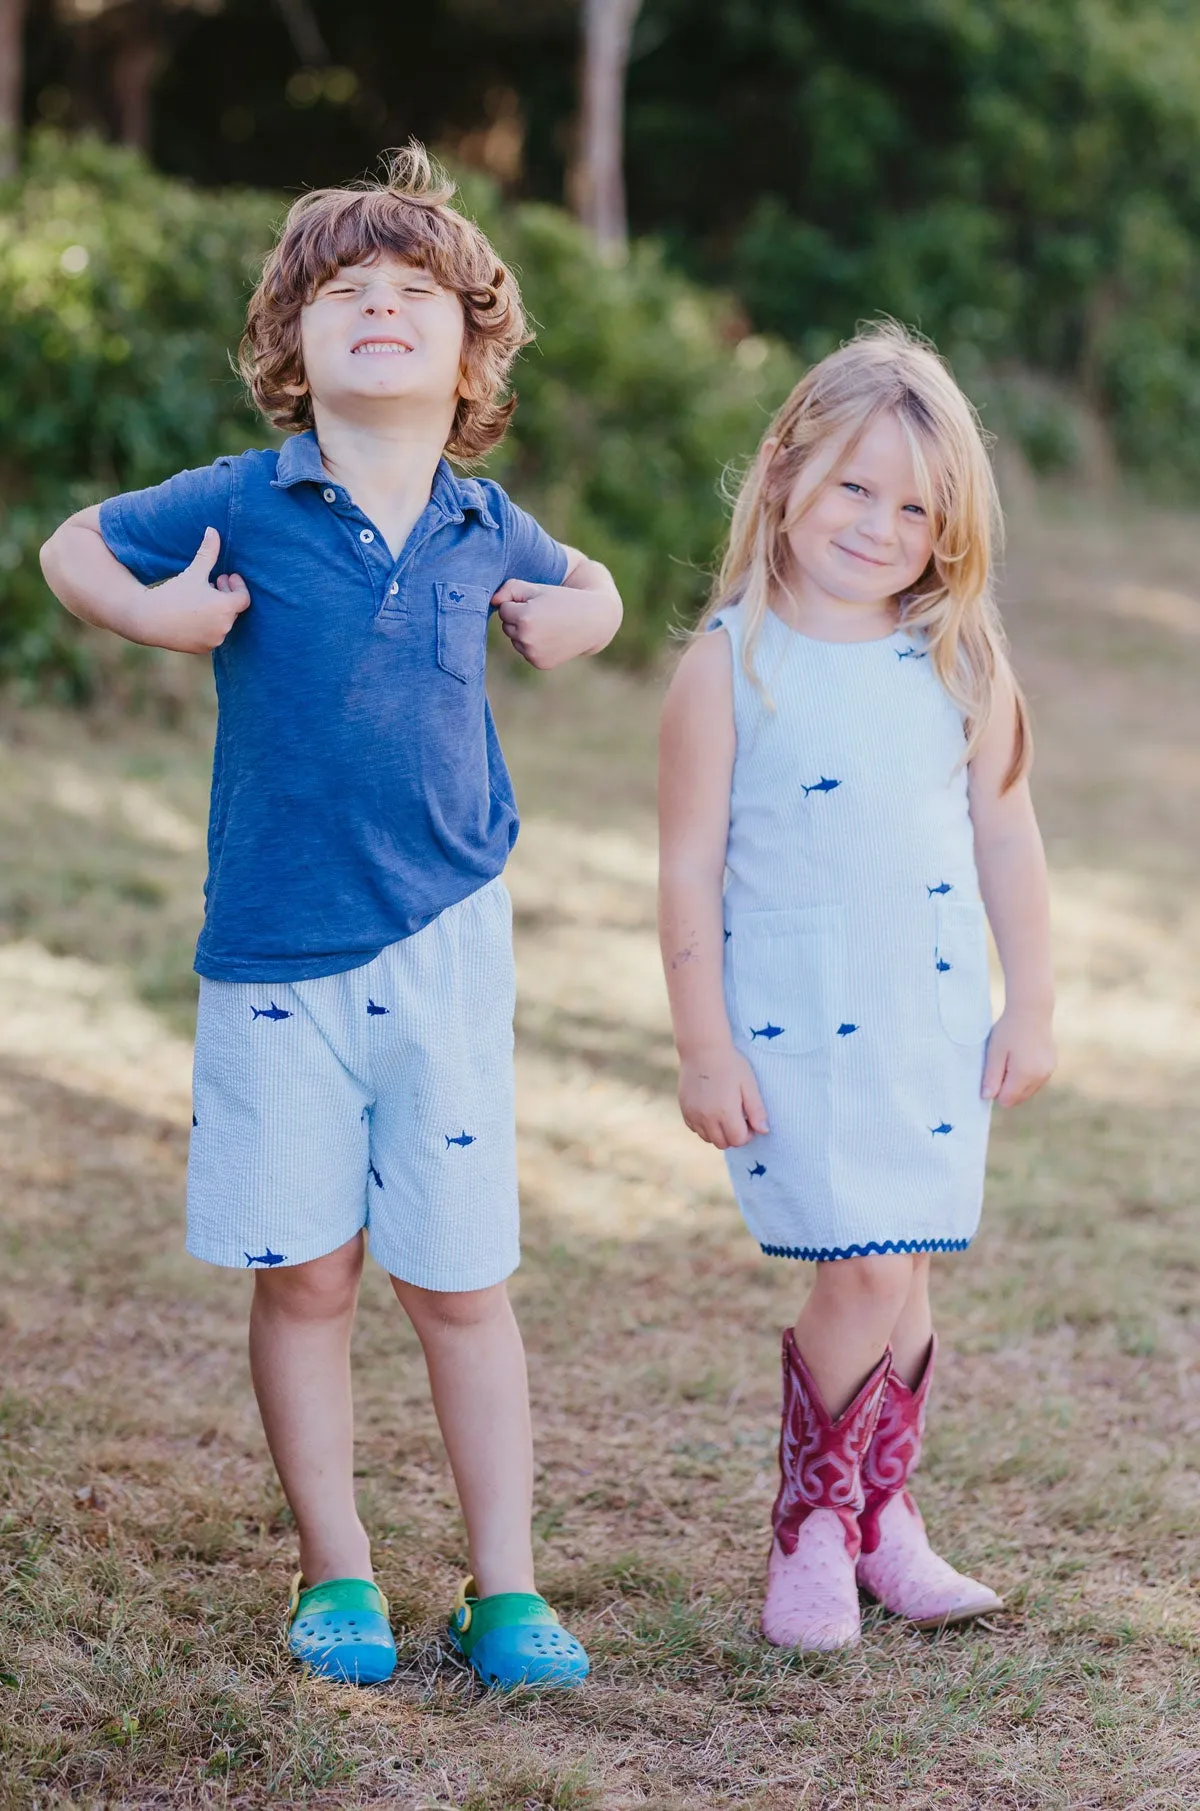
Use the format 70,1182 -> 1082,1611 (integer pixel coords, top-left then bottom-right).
968,673 -> 1057,1107
658,630 -> 768,1148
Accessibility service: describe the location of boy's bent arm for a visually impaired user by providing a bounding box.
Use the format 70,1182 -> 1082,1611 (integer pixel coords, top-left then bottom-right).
491,547 -> 622,669
40,510 -> 250,654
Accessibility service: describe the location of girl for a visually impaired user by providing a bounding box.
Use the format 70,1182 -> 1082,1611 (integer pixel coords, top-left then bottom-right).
658,323 -> 1055,1652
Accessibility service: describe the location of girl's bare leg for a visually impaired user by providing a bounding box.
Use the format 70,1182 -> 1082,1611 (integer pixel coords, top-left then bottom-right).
888,1251 -> 934,1385
792,1252 -> 916,1414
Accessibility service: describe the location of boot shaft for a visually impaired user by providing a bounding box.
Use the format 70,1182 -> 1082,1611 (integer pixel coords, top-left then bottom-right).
771,1330 -> 890,1557
859,1333 -> 936,1555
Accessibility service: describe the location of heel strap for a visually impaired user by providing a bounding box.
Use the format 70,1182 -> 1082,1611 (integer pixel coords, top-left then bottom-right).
449,1575 -> 559,1655
288,1572 -> 389,1626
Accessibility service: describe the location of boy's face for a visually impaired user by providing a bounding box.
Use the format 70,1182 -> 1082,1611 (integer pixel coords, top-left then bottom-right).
298,255 -> 467,424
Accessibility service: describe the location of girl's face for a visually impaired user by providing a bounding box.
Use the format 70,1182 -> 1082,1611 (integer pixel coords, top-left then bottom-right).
782,411 -> 934,609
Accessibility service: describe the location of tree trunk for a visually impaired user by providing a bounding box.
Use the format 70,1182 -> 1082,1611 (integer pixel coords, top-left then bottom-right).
111,13 -> 165,151
0,0 -> 28,179
272,0 -> 328,68
575,0 -> 642,259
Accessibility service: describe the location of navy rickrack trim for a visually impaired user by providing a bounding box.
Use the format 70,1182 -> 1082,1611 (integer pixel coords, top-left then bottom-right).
760,1236 -> 971,1262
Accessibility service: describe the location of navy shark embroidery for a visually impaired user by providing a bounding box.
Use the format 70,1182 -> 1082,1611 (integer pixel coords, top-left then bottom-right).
896,647 -> 927,661
750,1023 -> 784,1041
448,589 -> 465,602
935,956 -> 952,973
366,999 -> 389,1016
251,1001 -> 292,1021
446,1130 -> 476,1148
748,1161 -> 766,1177
930,1122 -> 954,1136
244,1247 -> 286,1267
837,1022 -> 858,1037
927,882 -> 953,897
368,1162 -> 383,1189
802,776 -> 841,797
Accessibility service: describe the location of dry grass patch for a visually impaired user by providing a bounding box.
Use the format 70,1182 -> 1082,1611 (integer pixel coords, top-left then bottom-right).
2,490 -> 1200,1807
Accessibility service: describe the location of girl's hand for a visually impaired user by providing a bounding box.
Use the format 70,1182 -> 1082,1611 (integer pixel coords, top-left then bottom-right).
679,1047 -> 769,1149
981,1007 -> 1057,1107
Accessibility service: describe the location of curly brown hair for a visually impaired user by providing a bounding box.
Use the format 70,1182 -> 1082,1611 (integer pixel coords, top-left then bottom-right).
238,144 -> 529,462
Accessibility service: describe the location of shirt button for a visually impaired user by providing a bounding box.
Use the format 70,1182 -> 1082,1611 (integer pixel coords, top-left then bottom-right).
359,528 -> 374,544
389,581 -> 399,596
322,488 -> 336,503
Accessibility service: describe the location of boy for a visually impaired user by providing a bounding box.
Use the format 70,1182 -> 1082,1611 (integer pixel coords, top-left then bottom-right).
39,146 -> 621,1689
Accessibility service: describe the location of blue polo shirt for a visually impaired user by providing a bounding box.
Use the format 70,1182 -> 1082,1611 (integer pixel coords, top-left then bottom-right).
99,431 -> 568,981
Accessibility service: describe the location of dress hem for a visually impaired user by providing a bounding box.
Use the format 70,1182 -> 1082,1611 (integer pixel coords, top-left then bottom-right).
759,1235 -> 972,1262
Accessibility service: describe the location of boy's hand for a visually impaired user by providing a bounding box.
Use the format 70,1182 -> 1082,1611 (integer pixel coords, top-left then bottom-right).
491,577 -> 619,670
981,1006 -> 1057,1107
140,527 -> 251,653
679,1047 -> 769,1149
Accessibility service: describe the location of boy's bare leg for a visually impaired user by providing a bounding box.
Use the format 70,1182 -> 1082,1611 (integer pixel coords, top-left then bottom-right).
887,1252 -> 934,1386
392,1278 -> 536,1599
249,1232 -> 373,1585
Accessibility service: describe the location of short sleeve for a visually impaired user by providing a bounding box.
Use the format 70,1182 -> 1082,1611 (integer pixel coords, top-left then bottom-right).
98,459 -> 236,586
496,490 -> 569,587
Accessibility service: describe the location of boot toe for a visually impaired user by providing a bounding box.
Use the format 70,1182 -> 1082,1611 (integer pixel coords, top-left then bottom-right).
762,1516 -> 862,1652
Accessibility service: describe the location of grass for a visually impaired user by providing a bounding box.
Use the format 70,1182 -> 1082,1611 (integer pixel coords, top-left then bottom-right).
2,483 -> 1200,1807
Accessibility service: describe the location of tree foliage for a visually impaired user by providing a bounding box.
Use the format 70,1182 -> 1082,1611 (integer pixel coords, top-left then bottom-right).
623,0 -> 1200,484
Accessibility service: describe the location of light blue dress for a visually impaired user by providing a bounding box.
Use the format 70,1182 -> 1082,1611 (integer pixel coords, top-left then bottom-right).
715,604 -> 993,1262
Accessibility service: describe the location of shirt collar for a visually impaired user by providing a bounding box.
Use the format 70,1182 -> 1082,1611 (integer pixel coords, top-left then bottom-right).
272,432 -> 498,530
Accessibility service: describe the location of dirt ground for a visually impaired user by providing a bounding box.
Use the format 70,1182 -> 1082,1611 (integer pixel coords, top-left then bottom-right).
2,484 -> 1199,1808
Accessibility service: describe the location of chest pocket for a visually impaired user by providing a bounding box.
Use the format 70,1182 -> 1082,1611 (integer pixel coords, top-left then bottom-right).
436,581 -> 493,683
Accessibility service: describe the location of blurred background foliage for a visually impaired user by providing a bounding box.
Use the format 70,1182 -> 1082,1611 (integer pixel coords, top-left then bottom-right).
0,130 -> 791,691
10,0 -> 1200,689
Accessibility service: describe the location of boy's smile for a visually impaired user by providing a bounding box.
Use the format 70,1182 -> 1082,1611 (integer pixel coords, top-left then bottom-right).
299,255 -> 466,421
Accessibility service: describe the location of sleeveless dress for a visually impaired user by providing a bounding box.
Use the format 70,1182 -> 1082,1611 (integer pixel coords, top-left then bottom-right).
715,603 -> 993,1262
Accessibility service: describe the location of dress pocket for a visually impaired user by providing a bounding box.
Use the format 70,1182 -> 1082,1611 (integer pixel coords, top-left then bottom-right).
435,581 -> 492,683
728,906 -> 838,1056
935,899 -> 993,1045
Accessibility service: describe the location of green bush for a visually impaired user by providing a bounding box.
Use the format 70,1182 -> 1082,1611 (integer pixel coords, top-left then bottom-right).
0,133 -> 794,693
0,133 -> 277,694
644,0 -> 1200,490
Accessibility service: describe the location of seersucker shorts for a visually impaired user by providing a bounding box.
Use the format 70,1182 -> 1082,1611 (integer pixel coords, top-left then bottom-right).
186,877 -> 518,1291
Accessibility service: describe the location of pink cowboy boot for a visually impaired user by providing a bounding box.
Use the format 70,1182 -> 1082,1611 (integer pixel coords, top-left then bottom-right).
857,1334 -> 1003,1629
761,1330 -> 890,1651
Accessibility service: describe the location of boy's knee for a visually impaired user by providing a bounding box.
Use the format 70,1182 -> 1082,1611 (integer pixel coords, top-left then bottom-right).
393,1277 -> 511,1334
254,1237 -> 363,1319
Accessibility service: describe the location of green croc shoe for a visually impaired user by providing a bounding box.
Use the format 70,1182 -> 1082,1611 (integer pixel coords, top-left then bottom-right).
447,1575 -> 590,1689
287,1573 -> 397,1684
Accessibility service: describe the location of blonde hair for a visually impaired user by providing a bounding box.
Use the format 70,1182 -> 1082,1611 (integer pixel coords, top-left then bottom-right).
704,321 -> 1029,789
239,143 -> 529,463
